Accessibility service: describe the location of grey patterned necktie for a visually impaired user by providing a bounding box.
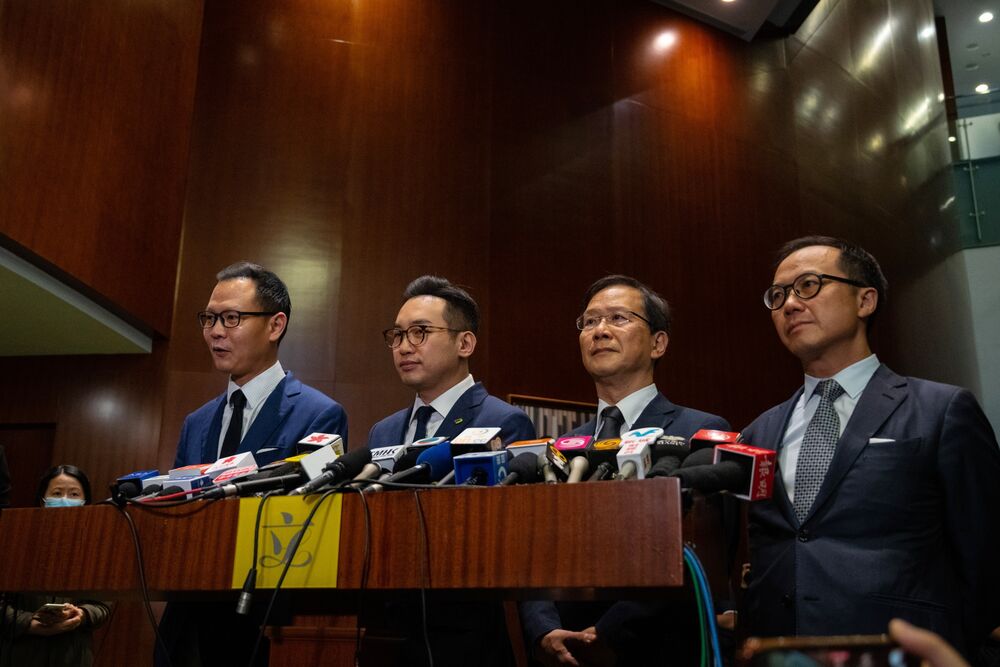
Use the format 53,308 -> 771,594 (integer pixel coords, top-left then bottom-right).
794,379 -> 845,522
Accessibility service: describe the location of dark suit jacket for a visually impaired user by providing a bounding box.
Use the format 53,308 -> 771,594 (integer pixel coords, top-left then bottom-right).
365,381 -> 536,448
173,372 -> 347,468
741,364 -> 1000,656
520,392 -> 731,662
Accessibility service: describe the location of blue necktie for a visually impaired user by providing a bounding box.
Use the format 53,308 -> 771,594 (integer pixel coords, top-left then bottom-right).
412,405 -> 435,442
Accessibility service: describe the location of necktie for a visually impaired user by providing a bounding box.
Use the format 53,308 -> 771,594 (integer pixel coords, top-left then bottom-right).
793,379 -> 845,522
412,405 -> 435,442
596,406 -> 625,441
221,389 -> 247,458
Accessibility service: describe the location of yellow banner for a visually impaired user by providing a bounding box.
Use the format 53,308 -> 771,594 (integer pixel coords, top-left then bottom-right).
231,495 -> 343,589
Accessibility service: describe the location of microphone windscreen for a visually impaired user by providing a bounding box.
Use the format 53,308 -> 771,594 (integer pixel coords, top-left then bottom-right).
652,436 -> 691,462
158,485 -> 185,497
395,448 -> 422,473
680,447 -> 716,468
508,452 -> 540,484
334,447 -> 373,478
671,461 -> 745,492
416,441 -> 454,481
119,481 -> 141,499
140,484 -> 163,496
646,456 -> 683,478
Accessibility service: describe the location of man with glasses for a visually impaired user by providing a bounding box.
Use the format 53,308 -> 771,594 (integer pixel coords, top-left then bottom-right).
366,274 -> 534,450
521,274 -> 729,667
364,275 -> 533,667
742,236 -> 1000,659
173,261 -> 347,469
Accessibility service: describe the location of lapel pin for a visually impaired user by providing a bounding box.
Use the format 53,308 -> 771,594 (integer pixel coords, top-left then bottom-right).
454,418 -> 464,425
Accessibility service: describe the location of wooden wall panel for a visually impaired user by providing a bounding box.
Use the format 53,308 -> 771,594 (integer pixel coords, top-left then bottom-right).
0,0 -> 203,334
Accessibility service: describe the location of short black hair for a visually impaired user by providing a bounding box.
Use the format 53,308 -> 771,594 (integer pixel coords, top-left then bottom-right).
216,261 -> 291,343
36,464 -> 92,505
403,276 -> 480,334
581,274 -> 671,335
775,236 -> 888,328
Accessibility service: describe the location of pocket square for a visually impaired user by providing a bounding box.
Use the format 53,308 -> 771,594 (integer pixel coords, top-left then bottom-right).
256,447 -> 278,454
867,437 -> 895,444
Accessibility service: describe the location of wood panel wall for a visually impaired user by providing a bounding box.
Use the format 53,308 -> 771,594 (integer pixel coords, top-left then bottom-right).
0,0 -> 957,662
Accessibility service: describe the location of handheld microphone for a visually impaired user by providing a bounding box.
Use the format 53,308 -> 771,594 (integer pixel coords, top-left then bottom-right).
647,435 -> 691,477
289,447 -> 373,495
586,438 -> 621,468
454,450 -> 509,486
689,429 -> 740,452
669,444 -> 775,499
616,440 -> 652,480
364,441 -> 453,492
506,438 -> 554,459
202,473 -> 305,499
566,456 -> 590,483
554,435 -> 592,459
451,427 -> 503,455
499,452 -> 540,486
371,445 -> 407,473
587,461 -> 616,482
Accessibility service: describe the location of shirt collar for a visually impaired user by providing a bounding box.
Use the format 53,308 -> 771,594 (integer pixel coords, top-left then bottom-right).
228,361 -> 285,410
410,374 -> 475,423
596,383 -> 658,431
803,354 -> 879,401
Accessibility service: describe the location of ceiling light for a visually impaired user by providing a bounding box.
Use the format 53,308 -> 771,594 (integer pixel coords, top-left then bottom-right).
948,135 -> 957,142
976,83 -> 990,94
653,31 -> 677,52
979,11 -> 994,22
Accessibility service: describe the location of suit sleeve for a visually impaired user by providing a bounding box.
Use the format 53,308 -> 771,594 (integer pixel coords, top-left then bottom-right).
304,402 -> 349,449
173,416 -> 194,469
519,600 -> 563,649
938,388 -> 1000,647
500,410 -> 537,446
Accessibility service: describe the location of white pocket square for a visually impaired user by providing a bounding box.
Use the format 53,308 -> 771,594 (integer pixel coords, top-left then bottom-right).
868,437 -> 895,444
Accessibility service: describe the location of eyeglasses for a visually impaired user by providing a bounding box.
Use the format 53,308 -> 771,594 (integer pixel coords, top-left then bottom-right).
763,273 -> 867,310
382,324 -> 462,348
197,310 -> 278,328
576,310 -> 651,331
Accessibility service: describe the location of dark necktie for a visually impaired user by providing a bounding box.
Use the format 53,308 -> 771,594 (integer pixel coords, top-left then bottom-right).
793,379 -> 845,522
596,405 -> 625,441
412,405 -> 435,442
220,389 -> 247,458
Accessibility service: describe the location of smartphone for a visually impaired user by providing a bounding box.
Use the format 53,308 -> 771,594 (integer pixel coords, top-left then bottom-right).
34,602 -> 69,619
738,635 -> 921,667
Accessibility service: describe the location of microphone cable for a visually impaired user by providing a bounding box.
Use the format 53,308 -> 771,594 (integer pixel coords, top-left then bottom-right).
683,544 -> 723,667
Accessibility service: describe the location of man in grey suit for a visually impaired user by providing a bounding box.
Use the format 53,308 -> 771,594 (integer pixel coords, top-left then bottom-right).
742,236 -> 1000,659
521,274 -> 729,666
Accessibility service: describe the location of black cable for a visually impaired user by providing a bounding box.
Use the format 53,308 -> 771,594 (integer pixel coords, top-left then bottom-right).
246,487 -> 340,667
235,491 -> 279,616
412,490 -> 434,667
97,499 -> 173,667
89,600 -> 118,666
346,486 -> 373,667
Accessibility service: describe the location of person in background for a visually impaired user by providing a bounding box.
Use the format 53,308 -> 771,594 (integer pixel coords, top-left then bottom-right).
0,465 -> 110,667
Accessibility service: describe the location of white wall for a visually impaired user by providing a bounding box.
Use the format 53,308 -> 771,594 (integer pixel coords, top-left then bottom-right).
962,245 -> 1000,435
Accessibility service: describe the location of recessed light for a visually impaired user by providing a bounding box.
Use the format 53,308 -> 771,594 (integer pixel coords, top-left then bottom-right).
966,63 -> 981,70
948,136 -> 957,142
967,42 -> 980,50
975,83 -> 990,94
721,0 -> 736,3
979,11 -> 994,22
938,92 -> 946,101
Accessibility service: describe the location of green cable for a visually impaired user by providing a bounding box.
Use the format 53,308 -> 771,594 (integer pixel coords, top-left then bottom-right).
686,554 -> 708,667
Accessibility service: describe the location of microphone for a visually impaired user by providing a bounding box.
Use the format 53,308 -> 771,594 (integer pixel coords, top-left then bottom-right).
616,439 -> 652,480
689,429 -> 740,452
647,435 -> 692,477
289,447 -> 373,495
587,461 -> 616,482
370,445 -> 407,473
586,438 -> 621,469
506,438 -> 554,459
566,455 -> 590,483
670,444 -> 775,499
364,441 -> 454,492
544,444 -> 570,482
296,432 -> 345,455
111,470 -> 160,502
451,427 -> 503,455
553,435 -> 592,459
202,473 -> 305,499
133,484 -> 163,501
454,451 -> 509,486
499,452 -> 540,486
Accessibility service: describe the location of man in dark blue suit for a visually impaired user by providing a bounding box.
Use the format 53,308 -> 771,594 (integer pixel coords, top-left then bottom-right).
365,275 -> 534,667
742,236 -> 1000,660
174,261 -> 347,468
521,274 -> 730,667
159,262 -> 346,667
366,275 -> 534,450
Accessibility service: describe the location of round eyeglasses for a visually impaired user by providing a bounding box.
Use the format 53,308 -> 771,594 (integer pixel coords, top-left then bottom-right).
382,324 -> 462,348
197,310 -> 277,328
575,310 -> 651,331
763,273 -> 867,310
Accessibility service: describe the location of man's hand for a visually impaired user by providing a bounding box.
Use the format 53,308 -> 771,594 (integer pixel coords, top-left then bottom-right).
537,628 -> 597,666
29,604 -> 84,636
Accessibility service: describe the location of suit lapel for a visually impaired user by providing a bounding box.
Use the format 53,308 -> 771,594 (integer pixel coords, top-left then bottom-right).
803,365 -> 907,523
760,390 -> 802,527
634,393 -> 677,430
241,375 -> 296,454
202,396 -> 227,464
436,382 -> 485,440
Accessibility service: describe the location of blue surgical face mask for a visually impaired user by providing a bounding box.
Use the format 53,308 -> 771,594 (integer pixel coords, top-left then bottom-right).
43,497 -> 85,508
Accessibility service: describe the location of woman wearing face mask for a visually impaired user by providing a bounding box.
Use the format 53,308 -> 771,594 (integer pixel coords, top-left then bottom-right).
0,465 -> 111,667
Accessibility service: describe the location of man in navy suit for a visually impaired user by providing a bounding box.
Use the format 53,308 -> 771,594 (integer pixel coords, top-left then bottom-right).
521,274 -> 730,667
366,275 -> 534,450
159,262 -> 346,667
742,236 -> 1000,659
173,261 -> 347,469
365,275 -> 534,667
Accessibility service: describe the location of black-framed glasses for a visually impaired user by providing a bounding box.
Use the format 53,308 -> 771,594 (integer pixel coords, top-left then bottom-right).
763,273 -> 867,310
382,324 -> 462,349
575,310 -> 651,331
197,310 -> 278,328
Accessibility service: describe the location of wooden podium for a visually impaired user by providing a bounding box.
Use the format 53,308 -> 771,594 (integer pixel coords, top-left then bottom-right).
0,478 -> 732,665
